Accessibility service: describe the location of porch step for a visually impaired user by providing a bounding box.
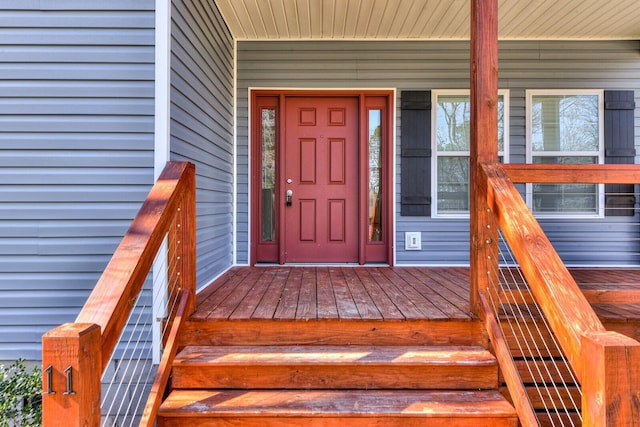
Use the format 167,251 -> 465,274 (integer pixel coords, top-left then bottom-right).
172,345 -> 499,390
180,318 -> 487,347
157,389 -> 518,427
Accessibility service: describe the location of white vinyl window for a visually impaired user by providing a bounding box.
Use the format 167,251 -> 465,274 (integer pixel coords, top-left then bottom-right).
526,90 -> 604,217
433,90 -> 509,217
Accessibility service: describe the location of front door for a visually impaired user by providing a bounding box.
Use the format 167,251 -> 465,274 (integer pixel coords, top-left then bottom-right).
283,97 -> 359,263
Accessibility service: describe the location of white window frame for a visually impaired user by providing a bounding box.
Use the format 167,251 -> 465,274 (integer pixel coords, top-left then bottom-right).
432,89 -> 510,218
525,89 -> 605,218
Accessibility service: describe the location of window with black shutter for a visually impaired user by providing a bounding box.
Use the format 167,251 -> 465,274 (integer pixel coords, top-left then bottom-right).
400,91 -> 432,216
604,90 -> 637,216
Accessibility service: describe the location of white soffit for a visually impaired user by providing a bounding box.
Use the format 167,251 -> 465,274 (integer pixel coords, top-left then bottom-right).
214,0 -> 640,41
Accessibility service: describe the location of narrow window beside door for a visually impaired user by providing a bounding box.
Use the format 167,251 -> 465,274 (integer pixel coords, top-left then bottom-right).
261,108 -> 277,241
369,109 -> 383,242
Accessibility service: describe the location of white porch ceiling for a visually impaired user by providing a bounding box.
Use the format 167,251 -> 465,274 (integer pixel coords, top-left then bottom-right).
214,0 -> 640,41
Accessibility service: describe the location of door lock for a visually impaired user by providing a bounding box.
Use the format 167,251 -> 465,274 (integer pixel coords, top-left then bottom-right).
286,189 -> 293,206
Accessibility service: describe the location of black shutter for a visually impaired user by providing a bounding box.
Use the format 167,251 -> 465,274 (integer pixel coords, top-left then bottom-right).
401,91 -> 432,216
604,90 -> 636,216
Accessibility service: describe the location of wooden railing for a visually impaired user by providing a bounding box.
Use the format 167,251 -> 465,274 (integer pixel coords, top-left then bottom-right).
477,162 -> 640,426
42,162 -> 196,427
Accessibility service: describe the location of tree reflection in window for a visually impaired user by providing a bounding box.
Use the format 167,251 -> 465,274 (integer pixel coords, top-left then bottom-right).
261,109 -> 276,241
530,93 -> 601,215
369,110 -> 383,241
435,93 -> 506,215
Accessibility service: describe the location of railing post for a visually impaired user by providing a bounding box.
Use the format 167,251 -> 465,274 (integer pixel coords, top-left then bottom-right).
470,0 -> 499,313
174,163 -> 196,316
42,323 -> 102,427
582,331 -> 640,426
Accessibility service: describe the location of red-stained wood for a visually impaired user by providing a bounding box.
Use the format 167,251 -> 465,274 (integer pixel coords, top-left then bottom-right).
192,268 -> 253,320
537,413 -> 583,427
296,267 -> 318,319
481,162 -> 606,381
502,285 -> 640,305
252,267 -> 291,319
408,268 -> 473,317
209,267 -> 264,319
498,359 -> 575,385
178,170 -> 196,316
469,0 -> 500,313
581,331 -> 640,426
316,267 -> 339,318
140,291 -> 190,427
229,268 -> 278,319
504,163 -> 640,184
158,389 -> 517,427
273,266 -> 303,319
479,291 -> 539,427
171,344 -> 498,390
180,318 -> 487,347
329,267 -> 362,319
341,267 -> 383,319
393,268 -> 461,319
42,323 -> 101,427
192,266 -> 640,326
75,162 -> 196,370
377,268 -> 447,319
366,267 -> 425,319
352,267 -> 405,320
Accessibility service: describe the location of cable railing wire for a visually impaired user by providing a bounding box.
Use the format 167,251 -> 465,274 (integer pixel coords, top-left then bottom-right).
101,210 -> 185,427
485,212 -> 583,427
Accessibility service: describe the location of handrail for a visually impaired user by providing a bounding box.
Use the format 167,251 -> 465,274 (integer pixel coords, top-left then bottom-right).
481,162 -> 605,377
503,163 -> 640,184
479,161 -> 640,426
42,161 -> 196,427
76,161 -> 196,370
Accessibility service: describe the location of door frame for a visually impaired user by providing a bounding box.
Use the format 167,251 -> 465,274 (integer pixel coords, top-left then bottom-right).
250,89 -> 394,265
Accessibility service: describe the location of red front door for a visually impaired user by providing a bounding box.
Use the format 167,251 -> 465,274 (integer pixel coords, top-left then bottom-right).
283,97 -> 359,263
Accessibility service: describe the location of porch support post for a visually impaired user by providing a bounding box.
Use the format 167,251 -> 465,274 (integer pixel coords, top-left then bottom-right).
469,0 -> 499,313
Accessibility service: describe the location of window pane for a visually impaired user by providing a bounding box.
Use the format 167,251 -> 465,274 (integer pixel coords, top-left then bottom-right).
437,96 -> 470,151
369,110 -> 383,242
437,156 -> 469,214
532,156 -> 598,214
261,109 -> 276,241
531,94 -> 599,152
437,95 -> 505,152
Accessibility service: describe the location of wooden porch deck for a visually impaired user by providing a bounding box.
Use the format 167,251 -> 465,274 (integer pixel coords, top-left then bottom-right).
192,266 -> 640,329
193,266 -> 472,321
168,267 -> 640,425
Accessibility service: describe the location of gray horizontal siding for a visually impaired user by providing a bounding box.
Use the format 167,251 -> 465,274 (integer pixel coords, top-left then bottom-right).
170,0 -> 235,286
237,40 -> 640,266
0,1 -> 155,361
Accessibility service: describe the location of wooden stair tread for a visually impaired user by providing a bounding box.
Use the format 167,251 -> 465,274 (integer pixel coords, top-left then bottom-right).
171,345 -> 499,390
174,345 -> 497,366
159,389 -> 517,418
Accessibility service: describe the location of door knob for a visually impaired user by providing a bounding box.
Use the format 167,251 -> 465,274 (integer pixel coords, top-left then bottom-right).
286,189 -> 293,206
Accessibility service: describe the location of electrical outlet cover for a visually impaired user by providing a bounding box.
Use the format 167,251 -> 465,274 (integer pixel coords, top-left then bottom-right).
405,232 -> 421,250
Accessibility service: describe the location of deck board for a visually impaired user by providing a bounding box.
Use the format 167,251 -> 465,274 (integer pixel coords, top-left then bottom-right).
193,267 -> 640,325
342,267 -> 384,319
273,267 -> 303,320
296,267 -> 318,319
353,267 -> 405,320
